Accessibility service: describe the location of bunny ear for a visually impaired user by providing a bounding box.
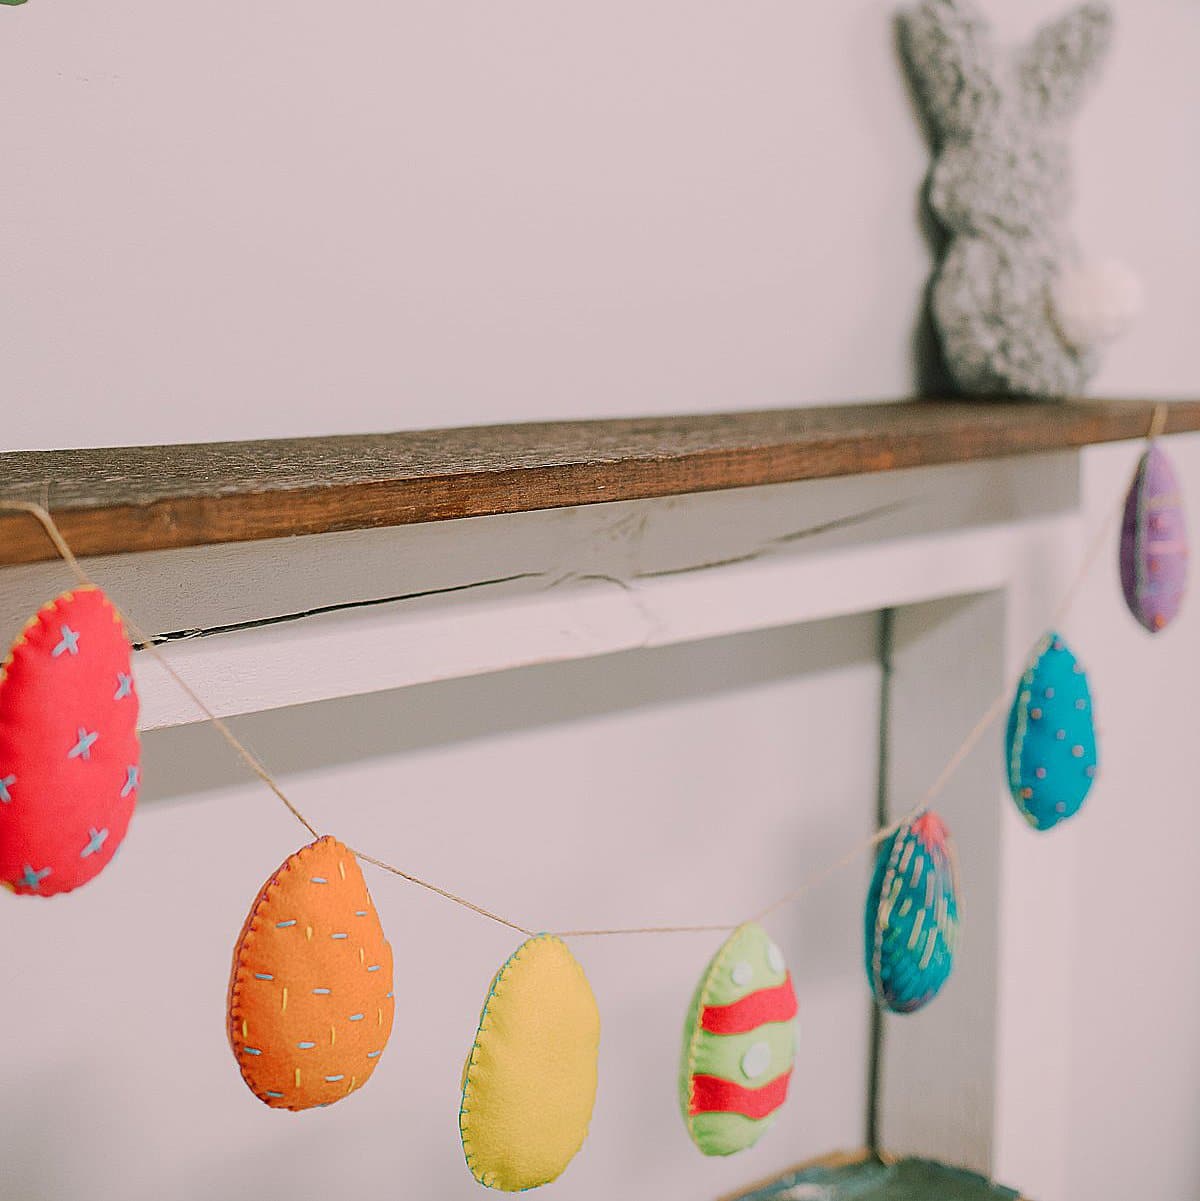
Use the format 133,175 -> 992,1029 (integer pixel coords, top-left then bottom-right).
899,0 -> 999,138
1017,2 -> 1113,121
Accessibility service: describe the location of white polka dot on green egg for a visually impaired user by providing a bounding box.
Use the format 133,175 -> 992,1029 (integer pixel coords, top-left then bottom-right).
767,942 -> 785,973
741,1042 -> 772,1080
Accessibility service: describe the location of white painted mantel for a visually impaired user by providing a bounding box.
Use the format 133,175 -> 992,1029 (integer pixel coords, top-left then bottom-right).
4,436 -> 1191,1201
2,453 -> 1078,729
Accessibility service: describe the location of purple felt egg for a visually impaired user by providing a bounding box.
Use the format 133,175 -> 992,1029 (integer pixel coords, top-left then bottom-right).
1119,444 -> 1188,633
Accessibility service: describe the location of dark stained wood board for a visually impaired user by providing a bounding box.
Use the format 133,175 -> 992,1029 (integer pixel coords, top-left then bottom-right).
2,398 -> 1197,564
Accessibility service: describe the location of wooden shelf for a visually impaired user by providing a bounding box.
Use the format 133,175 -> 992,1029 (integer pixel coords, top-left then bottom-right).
2,398 -> 1197,565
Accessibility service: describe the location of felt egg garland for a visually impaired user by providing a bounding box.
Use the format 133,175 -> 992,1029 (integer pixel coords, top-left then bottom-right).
0,422 -> 1189,1184
1005,633 -> 1098,831
865,810 -> 959,1014
1119,443 -> 1188,633
459,934 -> 600,1191
227,835 -> 395,1111
0,587 -> 140,896
679,922 -> 798,1157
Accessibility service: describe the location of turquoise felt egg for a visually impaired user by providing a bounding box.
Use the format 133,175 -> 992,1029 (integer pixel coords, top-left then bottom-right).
1005,633 -> 1098,831
864,811 -> 959,1014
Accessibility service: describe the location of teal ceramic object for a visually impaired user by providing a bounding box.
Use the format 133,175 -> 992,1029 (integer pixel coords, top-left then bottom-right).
864,811 -> 959,1015
730,1154 -> 1021,1200
1005,632 -> 1098,831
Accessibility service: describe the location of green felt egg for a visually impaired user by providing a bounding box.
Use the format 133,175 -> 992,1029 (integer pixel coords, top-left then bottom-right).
678,923 -> 798,1156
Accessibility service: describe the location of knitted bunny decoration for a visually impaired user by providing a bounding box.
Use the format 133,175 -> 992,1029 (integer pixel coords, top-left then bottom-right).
901,0 -> 1141,397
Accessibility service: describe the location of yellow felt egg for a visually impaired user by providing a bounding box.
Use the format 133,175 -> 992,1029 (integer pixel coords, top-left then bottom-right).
459,935 -> 600,1191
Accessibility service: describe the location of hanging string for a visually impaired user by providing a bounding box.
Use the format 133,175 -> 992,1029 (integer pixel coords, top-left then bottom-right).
747,401 -> 1165,926
1149,401 -> 1170,441
3,499 -> 90,584
563,402 -> 1169,935
0,403 -> 1169,941
0,503 -> 322,840
348,849 -> 533,936
0,500 -> 533,937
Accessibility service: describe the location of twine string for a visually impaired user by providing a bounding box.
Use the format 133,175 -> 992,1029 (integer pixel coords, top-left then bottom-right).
349,850 -> 533,936
1149,402 -> 1170,441
562,400 -> 1164,935
0,403 -> 1168,940
746,402 -> 1164,926
0,500 -> 532,936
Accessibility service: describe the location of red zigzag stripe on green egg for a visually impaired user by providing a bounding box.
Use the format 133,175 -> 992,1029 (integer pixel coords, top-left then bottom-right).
689,1070 -> 793,1120
700,975 -> 797,1035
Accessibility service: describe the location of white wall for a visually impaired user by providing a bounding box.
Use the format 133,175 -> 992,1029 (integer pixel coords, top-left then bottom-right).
2,3 -> 1198,1201
3,620 -> 883,1201
1,1 -> 930,449
1050,438 -> 1200,1201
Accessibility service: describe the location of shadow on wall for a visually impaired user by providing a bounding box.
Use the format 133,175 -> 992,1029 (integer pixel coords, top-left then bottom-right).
139,614 -> 875,805
892,12 -> 955,398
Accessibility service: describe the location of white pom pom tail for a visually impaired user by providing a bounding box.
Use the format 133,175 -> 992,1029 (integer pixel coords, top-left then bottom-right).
1051,257 -> 1144,350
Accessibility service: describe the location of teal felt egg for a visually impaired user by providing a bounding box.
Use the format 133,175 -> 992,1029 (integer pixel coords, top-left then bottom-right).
864,811 -> 959,1014
1005,633 -> 1098,831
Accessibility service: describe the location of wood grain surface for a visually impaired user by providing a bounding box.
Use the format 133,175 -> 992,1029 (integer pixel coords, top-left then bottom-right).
2,398 -> 1196,563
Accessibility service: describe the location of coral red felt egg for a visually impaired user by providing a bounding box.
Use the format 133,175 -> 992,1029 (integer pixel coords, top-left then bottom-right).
0,587 -> 140,896
228,836 -> 395,1111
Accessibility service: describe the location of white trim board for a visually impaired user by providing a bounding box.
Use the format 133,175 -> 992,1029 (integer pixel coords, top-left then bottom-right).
0,452 -> 1081,730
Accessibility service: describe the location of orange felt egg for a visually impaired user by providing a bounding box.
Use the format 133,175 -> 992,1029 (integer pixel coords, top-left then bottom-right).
0,587 -> 140,896
228,836 -> 395,1111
